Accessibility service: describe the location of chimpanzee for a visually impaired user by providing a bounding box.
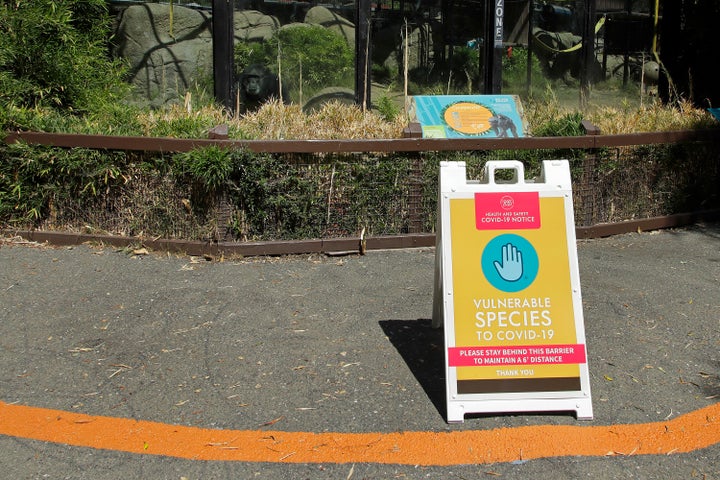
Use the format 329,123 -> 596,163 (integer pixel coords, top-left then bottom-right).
489,114 -> 519,138
238,64 -> 288,113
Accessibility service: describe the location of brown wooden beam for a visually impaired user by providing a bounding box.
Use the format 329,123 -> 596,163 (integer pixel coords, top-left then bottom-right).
4,128 -> 718,154
4,211 -> 717,258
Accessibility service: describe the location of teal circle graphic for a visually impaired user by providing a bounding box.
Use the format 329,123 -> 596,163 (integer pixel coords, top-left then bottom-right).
481,234 -> 539,292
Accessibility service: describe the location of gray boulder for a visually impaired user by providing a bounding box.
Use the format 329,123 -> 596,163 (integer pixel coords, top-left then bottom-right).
303,6 -> 355,49
113,4 -> 279,107
302,87 -> 356,113
234,10 -> 279,42
113,4 -> 213,106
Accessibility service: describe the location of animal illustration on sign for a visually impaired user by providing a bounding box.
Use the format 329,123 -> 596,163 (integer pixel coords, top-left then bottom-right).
489,113 -> 518,137
238,64 -> 288,113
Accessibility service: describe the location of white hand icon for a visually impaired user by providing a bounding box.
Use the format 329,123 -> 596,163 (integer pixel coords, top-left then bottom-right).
493,243 -> 523,282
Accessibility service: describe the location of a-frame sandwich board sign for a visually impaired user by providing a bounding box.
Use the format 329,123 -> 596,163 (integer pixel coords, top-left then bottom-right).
432,160 -> 593,423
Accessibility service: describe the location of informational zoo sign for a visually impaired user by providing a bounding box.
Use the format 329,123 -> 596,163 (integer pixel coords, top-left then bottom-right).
432,160 -> 593,423
407,95 -> 526,138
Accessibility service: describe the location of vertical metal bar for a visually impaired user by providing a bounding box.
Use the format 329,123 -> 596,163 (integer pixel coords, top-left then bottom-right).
483,0 -> 504,94
526,0 -> 534,98
579,0 -> 596,109
213,0 -> 235,112
355,0 -> 372,109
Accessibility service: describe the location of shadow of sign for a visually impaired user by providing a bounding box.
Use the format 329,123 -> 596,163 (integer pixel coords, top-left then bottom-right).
378,319 -> 446,418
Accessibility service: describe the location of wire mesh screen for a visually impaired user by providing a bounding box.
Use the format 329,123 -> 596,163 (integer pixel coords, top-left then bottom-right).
20,140 -> 720,242
571,143 -> 720,225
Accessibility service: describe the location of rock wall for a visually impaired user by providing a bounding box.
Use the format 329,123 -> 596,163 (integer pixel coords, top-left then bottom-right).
113,3 -> 429,108
113,3 -> 280,107
304,6 -> 355,50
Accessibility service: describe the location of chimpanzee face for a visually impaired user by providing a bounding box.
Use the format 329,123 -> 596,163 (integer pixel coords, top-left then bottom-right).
243,75 -> 262,96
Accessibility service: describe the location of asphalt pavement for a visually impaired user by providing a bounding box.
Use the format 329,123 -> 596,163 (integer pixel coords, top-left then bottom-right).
0,224 -> 718,479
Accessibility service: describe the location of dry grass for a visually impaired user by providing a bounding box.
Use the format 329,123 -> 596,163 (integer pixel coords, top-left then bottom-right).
585,99 -> 716,134
133,96 -> 715,140
233,100 -> 407,140
135,99 -> 408,139
524,94 -> 716,135
137,104 -> 229,136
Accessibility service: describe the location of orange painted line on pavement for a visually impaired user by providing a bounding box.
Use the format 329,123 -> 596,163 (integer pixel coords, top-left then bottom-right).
1,401 -> 718,465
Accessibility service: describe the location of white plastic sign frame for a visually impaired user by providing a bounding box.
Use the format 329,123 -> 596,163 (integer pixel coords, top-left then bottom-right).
432,160 -> 593,423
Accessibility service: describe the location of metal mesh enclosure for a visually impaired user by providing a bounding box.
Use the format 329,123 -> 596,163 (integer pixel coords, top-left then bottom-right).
22,139 -> 719,242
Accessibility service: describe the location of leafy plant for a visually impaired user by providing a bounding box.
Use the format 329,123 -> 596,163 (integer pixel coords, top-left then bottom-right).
502,46 -> 544,92
0,0 -> 129,116
447,46 -> 480,93
275,26 -> 354,91
532,111 -> 585,137
175,145 -> 233,194
0,142 -> 128,224
375,95 -> 401,122
234,25 -> 354,100
234,41 -> 269,76
232,149 -> 325,239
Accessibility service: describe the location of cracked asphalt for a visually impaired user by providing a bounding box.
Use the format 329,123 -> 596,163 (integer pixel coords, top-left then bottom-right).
0,224 -> 718,479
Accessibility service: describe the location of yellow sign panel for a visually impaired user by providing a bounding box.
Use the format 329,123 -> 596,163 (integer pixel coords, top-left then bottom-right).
450,197 -> 582,393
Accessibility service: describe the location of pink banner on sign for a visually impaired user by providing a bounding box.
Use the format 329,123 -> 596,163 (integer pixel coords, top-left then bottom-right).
475,192 -> 541,230
448,344 -> 586,367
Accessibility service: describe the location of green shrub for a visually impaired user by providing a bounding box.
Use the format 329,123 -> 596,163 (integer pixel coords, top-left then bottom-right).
502,46 -> 544,91
375,95 -> 401,122
233,41 -> 269,75
447,46 -> 480,93
0,142 -> 129,223
234,25 -> 354,99
532,111 -> 585,137
275,26 -> 354,92
175,145 -> 233,194
0,0 -> 129,118
231,151 -> 325,239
